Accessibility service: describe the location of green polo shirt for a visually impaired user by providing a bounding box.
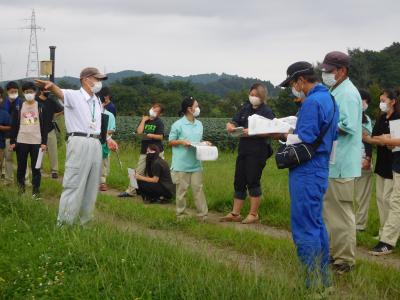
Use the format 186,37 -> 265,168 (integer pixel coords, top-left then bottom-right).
169,116 -> 203,172
329,78 -> 362,179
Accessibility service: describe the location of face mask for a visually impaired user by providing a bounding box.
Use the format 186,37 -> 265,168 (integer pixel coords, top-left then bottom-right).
8,93 -> 18,100
322,72 -> 337,87
291,87 -> 305,99
89,80 -> 102,94
149,108 -> 158,118
362,102 -> 368,112
193,107 -> 200,117
24,93 -> 35,101
380,102 -> 388,113
249,96 -> 261,106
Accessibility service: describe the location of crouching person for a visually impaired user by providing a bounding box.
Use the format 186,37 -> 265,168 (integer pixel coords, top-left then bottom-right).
10,81 -> 48,198
134,144 -> 174,204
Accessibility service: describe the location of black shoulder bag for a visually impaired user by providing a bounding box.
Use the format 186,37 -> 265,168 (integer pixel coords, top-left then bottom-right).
275,96 -> 336,169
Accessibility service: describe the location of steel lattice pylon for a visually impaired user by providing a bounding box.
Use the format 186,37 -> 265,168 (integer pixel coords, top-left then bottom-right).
23,9 -> 44,78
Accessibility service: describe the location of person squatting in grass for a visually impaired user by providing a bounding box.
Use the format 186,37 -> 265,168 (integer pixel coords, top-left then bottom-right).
9,81 -> 50,199
220,83 -> 275,224
169,96 -> 211,221
134,144 -> 175,204
279,61 -> 339,291
35,67 -> 108,225
367,89 -> 400,256
119,103 -> 165,198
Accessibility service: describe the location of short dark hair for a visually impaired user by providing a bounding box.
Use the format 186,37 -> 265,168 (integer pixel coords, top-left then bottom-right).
6,81 -> 19,91
359,89 -> 371,104
179,96 -> 196,116
21,81 -> 37,92
100,86 -> 111,97
153,103 -> 165,114
381,89 -> 397,100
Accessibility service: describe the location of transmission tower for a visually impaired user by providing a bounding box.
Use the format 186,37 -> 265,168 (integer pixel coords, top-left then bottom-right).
22,9 -> 44,78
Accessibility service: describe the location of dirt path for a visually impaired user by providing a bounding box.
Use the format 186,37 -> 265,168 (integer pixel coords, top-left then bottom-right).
100,187 -> 400,271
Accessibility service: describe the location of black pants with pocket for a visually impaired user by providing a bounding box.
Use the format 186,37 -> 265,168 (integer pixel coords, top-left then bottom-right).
16,143 -> 41,193
137,181 -> 173,200
234,153 -> 268,200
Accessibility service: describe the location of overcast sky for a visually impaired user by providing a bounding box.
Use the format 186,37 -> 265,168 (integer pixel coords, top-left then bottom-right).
0,0 -> 399,85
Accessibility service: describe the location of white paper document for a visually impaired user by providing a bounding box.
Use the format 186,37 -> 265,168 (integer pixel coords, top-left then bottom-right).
191,143 -> 219,161
389,119 -> 400,152
248,114 -> 293,135
35,149 -> 44,169
285,134 -> 303,145
278,116 -> 298,130
127,168 -> 138,189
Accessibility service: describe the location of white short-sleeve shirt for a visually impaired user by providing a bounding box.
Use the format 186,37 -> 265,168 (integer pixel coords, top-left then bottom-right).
62,87 -> 102,135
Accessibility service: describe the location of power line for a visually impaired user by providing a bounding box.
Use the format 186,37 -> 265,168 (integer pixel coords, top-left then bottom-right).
21,9 -> 45,79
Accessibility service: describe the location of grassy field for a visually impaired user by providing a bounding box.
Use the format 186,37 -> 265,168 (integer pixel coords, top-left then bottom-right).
1,123 -> 399,299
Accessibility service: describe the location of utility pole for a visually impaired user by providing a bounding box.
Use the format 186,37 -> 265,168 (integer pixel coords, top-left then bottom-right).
21,9 -> 45,78
49,46 -> 56,82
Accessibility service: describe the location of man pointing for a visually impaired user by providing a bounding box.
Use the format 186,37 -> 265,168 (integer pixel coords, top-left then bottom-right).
35,67 -> 107,225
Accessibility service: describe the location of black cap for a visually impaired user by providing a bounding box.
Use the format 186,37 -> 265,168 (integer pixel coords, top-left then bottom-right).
279,61 -> 314,87
318,51 -> 350,72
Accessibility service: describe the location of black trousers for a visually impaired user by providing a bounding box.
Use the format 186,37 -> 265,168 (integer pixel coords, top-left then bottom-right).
137,181 -> 173,200
16,143 -> 41,193
234,153 -> 268,200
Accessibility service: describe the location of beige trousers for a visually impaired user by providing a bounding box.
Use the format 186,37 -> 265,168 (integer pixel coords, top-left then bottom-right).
380,172 -> 400,247
323,178 -> 356,266
172,171 -> 208,217
46,129 -> 59,173
100,155 -> 110,184
376,174 -> 394,238
125,152 -> 164,195
3,138 -> 14,181
57,136 -> 102,225
355,169 -> 373,230
2,138 -> 29,184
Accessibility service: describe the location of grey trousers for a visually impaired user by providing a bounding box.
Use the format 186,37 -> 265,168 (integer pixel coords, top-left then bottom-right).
57,136 -> 102,225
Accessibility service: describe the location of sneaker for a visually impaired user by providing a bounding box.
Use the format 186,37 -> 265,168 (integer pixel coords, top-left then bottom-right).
369,242 -> 394,256
51,173 -> 58,179
332,263 -> 354,275
219,212 -> 242,222
99,183 -> 108,192
118,192 -> 133,198
32,193 -> 42,200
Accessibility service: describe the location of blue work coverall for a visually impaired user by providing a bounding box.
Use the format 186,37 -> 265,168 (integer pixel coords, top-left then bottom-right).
288,83 -> 339,287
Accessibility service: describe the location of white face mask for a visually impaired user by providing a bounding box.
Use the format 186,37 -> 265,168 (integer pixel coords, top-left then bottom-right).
291,87 -> 305,99
249,96 -> 261,106
24,93 -> 35,101
89,80 -> 102,94
193,107 -> 200,117
380,102 -> 388,113
8,93 -> 18,100
149,108 -> 158,118
322,72 -> 337,87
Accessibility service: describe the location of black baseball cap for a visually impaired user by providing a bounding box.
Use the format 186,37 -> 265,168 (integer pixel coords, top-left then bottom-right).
318,51 -> 350,72
279,61 -> 314,87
